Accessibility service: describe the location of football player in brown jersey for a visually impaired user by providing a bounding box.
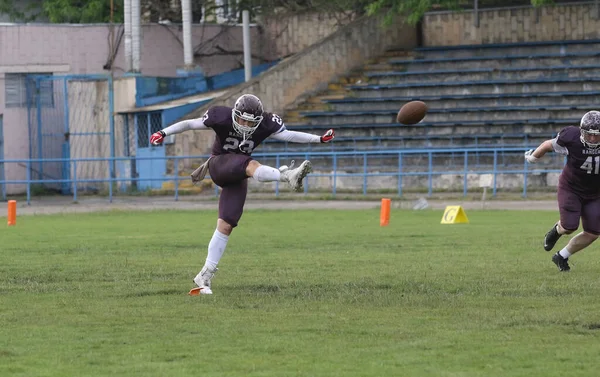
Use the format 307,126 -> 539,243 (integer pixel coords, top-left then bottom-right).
150,94 -> 335,293
525,111 -> 600,271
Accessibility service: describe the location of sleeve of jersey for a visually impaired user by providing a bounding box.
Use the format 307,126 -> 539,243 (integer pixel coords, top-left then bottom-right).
552,128 -> 571,155
162,117 -> 208,136
269,127 -> 321,143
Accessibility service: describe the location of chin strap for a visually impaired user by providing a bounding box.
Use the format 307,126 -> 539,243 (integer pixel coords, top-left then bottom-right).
239,133 -> 249,150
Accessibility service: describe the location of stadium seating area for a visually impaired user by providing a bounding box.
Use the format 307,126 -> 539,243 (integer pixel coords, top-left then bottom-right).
262,39 -> 600,153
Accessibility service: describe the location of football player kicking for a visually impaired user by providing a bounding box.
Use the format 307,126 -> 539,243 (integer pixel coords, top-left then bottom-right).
525,110 -> 600,272
150,94 -> 335,294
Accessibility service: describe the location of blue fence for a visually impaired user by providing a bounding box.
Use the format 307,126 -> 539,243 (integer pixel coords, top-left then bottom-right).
135,61 -> 280,107
0,147 -> 565,205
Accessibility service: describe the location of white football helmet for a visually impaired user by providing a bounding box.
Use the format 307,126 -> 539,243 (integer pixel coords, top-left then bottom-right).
232,94 -> 264,139
580,110 -> 600,148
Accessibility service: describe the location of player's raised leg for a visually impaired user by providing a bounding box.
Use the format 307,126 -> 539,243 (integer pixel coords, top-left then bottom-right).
247,159 -> 312,192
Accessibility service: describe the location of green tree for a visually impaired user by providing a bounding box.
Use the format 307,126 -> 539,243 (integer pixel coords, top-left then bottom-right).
0,0 -> 39,21
42,0 -> 124,23
0,0 -> 124,23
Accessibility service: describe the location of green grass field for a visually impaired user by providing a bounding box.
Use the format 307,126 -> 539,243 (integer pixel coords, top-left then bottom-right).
2,207 -> 600,377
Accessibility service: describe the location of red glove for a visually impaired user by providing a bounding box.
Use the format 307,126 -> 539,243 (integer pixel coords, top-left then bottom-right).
150,130 -> 166,145
320,129 -> 335,143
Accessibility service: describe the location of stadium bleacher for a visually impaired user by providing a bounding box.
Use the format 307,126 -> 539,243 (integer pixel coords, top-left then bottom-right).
263,39 -> 600,156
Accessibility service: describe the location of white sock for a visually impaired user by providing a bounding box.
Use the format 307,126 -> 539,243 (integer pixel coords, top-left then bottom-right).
205,229 -> 229,270
559,248 -> 572,259
252,165 -> 281,182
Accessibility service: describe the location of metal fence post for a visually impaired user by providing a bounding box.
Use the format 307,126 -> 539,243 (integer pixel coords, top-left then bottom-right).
428,152 -> 433,197
62,77 -> 71,195
26,160 -> 31,205
36,78 -> 43,180
26,77 -> 33,171
109,76 -> 116,201
493,150 -> 498,197
463,151 -> 468,197
109,158 -> 113,203
363,153 -> 367,196
397,153 -> 403,197
304,153 -> 310,194
275,154 -> 280,197
332,154 -> 337,197
73,160 -> 78,202
523,155 -> 528,198
174,157 -> 179,201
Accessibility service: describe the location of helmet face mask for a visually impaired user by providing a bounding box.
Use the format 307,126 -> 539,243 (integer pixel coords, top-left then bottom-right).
232,94 -> 264,139
580,110 -> 600,148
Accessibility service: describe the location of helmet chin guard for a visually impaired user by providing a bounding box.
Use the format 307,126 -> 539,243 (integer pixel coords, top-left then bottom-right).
232,110 -> 262,138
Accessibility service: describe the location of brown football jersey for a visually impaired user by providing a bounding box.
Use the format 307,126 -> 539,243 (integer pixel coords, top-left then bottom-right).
202,106 -> 285,156
556,125 -> 600,198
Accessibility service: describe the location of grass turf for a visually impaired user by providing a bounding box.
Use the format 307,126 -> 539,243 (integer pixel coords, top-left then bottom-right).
1,208 -> 600,376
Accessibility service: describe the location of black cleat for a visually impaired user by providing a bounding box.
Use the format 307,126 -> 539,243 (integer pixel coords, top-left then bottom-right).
552,253 -> 571,272
544,223 -> 562,251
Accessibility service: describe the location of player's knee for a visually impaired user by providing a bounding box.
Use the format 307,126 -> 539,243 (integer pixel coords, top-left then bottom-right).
558,222 -> 576,234
217,218 -> 234,235
245,160 -> 260,176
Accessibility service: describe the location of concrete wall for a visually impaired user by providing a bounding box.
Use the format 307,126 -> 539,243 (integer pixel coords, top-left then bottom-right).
422,2 -> 600,46
259,11 -> 358,58
113,77 -> 137,113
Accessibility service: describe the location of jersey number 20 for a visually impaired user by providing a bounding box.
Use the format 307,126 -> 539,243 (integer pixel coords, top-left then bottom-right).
223,137 -> 255,154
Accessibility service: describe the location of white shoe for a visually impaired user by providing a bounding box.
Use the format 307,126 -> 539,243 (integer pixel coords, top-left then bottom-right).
192,265 -> 217,295
280,160 -> 312,192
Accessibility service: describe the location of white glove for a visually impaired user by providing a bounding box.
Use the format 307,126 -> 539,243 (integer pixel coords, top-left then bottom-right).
524,149 -> 539,163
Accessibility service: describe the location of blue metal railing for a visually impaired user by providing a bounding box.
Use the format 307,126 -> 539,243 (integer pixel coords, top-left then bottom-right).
135,61 -> 280,107
135,75 -> 208,107
0,147 -> 565,204
260,133 -> 554,152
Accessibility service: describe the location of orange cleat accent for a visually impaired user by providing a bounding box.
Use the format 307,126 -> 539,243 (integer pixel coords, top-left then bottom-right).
188,287 -> 204,296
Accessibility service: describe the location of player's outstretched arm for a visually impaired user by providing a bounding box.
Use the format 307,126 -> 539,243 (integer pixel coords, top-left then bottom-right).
269,128 -> 335,144
150,117 -> 208,145
524,139 -> 554,163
